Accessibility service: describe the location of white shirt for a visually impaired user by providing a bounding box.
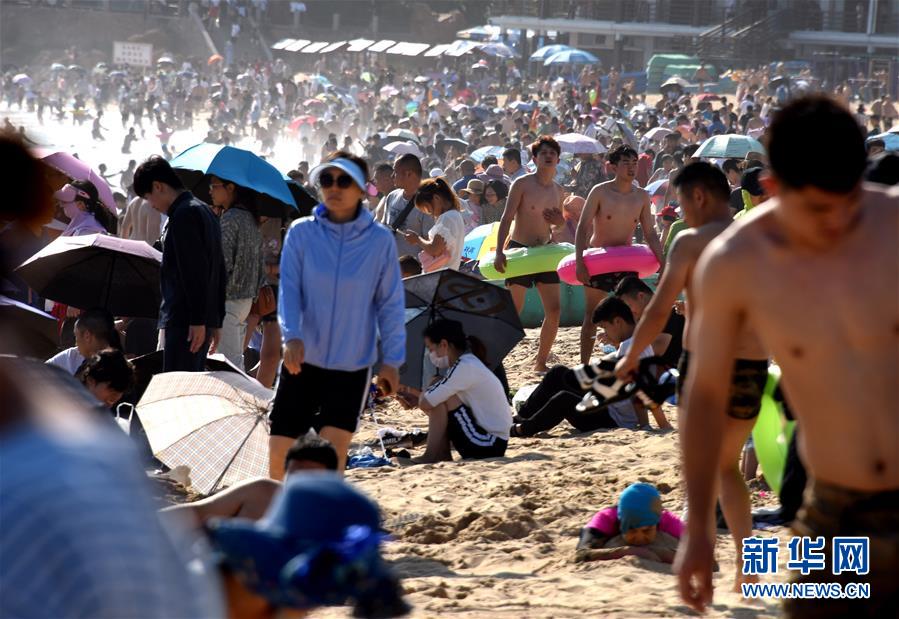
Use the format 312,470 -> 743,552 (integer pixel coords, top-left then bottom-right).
606,337 -> 655,429
617,336 -> 654,360
429,210 -> 465,271
423,353 -> 512,439
46,347 -> 85,375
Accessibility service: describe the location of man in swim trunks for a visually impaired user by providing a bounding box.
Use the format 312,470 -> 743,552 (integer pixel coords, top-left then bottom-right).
494,136 -> 565,373
674,96 -> 899,617
615,162 -> 769,591
575,145 -> 664,363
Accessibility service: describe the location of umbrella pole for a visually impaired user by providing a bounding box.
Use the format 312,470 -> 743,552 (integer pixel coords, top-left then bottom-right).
209,414 -> 264,493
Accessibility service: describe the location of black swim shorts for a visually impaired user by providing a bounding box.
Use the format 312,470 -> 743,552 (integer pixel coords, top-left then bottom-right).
503,240 -> 561,288
677,351 -> 768,419
269,363 -> 372,436
587,271 -> 638,293
447,404 -> 508,459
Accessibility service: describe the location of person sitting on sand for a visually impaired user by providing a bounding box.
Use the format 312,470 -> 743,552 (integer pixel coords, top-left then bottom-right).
575,482 -> 684,564
46,308 -> 122,376
394,319 -> 511,463
511,297 -> 672,437
78,348 -> 134,409
163,434 -> 338,525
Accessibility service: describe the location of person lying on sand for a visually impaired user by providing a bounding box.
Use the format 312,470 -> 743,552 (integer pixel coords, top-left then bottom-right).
575,483 -> 684,565
393,319 -> 511,463
162,434 -> 338,525
511,297 -> 672,437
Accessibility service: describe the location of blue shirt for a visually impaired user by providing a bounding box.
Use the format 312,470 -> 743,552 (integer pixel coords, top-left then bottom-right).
278,205 -> 406,371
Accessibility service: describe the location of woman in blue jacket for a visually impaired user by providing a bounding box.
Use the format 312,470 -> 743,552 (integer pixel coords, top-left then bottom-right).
269,151 -> 406,476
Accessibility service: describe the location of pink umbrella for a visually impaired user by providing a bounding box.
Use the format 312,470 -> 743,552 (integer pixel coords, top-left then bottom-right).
34,149 -> 118,213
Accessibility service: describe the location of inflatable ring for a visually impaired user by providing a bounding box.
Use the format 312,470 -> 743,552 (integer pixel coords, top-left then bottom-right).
557,245 -> 659,285
751,364 -> 796,495
479,243 -> 575,280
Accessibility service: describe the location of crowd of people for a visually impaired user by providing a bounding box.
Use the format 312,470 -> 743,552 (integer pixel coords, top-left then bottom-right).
1,37 -> 898,617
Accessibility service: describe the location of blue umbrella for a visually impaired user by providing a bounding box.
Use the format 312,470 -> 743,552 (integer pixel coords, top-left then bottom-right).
479,43 -> 518,59
470,146 -> 506,163
170,143 -> 297,217
529,44 -> 573,62
694,134 -> 766,159
543,49 -> 598,66
868,131 -> 899,152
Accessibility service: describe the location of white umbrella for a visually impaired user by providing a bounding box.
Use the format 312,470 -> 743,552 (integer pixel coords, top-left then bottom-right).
383,141 -> 423,158
694,134 -> 766,159
388,128 -> 419,143
379,85 -> 399,98
12,73 -> 32,86
643,127 -> 673,142
137,371 -> 272,495
553,133 -> 607,155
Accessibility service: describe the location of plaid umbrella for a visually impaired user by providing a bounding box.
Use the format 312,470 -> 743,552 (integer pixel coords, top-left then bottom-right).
137,372 -> 273,495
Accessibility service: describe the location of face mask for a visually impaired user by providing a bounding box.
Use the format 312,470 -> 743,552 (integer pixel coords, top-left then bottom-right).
62,201 -> 81,220
428,349 -> 450,369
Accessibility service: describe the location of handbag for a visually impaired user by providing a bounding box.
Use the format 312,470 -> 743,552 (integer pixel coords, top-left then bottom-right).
250,284 -> 276,316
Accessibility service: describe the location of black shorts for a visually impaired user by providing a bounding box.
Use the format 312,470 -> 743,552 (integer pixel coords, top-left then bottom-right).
447,404 -> 508,459
677,351 -> 768,420
504,240 -> 561,288
269,363 -> 372,436
587,271 -> 638,293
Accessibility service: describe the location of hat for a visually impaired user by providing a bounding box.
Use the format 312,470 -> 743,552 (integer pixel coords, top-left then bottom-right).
741,167 -> 765,196
459,178 -> 485,197
206,473 -> 408,616
657,204 -> 678,219
618,482 -> 663,532
309,157 -> 367,192
429,167 -> 444,178
477,163 -> 511,186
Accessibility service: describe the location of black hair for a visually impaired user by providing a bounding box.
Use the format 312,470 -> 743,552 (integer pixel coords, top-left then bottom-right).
865,152 -> 899,186
69,179 -> 117,234
414,177 -> 460,211
613,276 -> 654,299
458,159 -> 476,174
767,95 -> 866,193
75,308 -> 122,350
394,153 -> 422,178
133,155 -> 184,197
374,162 -> 394,176
592,295 -> 635,326
608,144 -> 638,164
529,135 -> 561,158
423,319 -> 487,363
482,155 -> 499,168
502,148 -> 521,165
672,161 -> 732,203
485,179 -> 508,201
285,433 -> 338,471
866,139 -> 885,152
80,348 -> 134,394
682,144 -> 700,159
722,159 -> 741,174
399,254 -> 422,276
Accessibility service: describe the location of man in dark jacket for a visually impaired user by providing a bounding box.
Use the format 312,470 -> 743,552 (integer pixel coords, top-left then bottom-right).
134,156 -> 226,371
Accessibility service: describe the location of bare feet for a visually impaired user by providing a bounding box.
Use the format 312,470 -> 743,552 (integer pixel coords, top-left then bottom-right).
735,570 -> 759,593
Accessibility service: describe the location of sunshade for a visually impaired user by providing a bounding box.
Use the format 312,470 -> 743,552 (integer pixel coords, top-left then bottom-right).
554,133 -> 607,155
544,49 -> 598,66
529,44 -> 573,62
0,295 -> 58,359
34,149 -> 117,213
694,134 -> 766,159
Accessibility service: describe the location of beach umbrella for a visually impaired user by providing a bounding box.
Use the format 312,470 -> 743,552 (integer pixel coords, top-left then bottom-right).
382,141 -> 422,158
544,49 -> 598,66
12,73 -> 31,86
379,85 -> 399,98
643,126 -> 673,142
868,131 -> 899,151
461,222 -> 501,262
288,115 -> 317,131
67,64 -> 85,74
507,100 -> 534,112
769,75 -> 790,90
644,179 -> 669,197
208,54 -> 224,65
413,75 -> 431,84
695,93 -> 721,102
169,143 -> 298,218
137,371 -> 273,495
108,70 -> 127,78
0,295 -> 58,359
694,134 -> 766,159
302,98 -> 325,109
479,43 -> 517,59
388,128 -> 419,143
309,74 -> 332,87
660,77 -> 690,94
50,62 -> 66,72
615,120 -> 639,149
554,133 -> 607,155
401,270 -> 524,388
435,138 -> 469,158
529,44 -> 573,62
35,149 -> 118,213
450,102 -> 469,113
157,56 -> 175,66
16,234 -> 162,318
470,145 -> 506,163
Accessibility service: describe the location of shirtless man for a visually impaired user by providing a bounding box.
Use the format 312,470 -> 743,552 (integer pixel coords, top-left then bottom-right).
494,136 -> 565,373
674,96 -> 899,617
615,162 -> 769,590
575,145 -> 664,363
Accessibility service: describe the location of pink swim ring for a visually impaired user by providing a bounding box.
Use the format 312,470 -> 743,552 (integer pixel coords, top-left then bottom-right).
557,245 -> 660,285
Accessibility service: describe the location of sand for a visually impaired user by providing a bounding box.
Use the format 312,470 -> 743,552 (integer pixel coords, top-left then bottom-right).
307,326 -> 794,618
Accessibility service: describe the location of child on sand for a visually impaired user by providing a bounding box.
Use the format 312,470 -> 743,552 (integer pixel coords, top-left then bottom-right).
575,482 -> 684,564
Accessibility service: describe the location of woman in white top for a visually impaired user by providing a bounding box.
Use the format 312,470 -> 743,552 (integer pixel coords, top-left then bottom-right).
396,319 -> 511,463
402,178 -> 465,272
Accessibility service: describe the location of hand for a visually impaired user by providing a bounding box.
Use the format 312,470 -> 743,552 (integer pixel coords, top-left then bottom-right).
575,259 -> 591,286
615,354 -> 639,382
377,365 -> 400,397
187,325 -> 207,354
543,207 -> 564,226
402,230 -> 419,245
493,251 -> 507,274
674,300 -> 686,315
674,530 -> 716,613
282,339 -> 305,375
208,328 -> 221,354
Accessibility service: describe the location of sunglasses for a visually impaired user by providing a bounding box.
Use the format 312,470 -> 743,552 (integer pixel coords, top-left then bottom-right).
319,173 -> 354,189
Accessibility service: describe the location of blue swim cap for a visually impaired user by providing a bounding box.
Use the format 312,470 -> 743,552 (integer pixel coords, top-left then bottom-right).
618,482 -> 662,532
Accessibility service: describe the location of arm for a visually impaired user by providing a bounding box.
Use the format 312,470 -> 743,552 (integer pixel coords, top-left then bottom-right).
674,243 -> 745,612
493,179 -> 523,273
639,191 -> 664,266
373,237 -> 405,393
616,236 -> 691,379
409,230 -> 447,257
575,185 -> 602,284
277,225 -> 304,345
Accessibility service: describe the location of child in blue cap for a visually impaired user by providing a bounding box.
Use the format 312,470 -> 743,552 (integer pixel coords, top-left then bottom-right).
575,482 -> 684,563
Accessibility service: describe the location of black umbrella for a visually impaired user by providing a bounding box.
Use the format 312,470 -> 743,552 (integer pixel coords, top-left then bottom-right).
286,180 -> 318,218
16,234 -> 162,318
0,295 -> 58,359
435,138 -> 470,158
769,75 -> 790,91
401,270 -> 524,389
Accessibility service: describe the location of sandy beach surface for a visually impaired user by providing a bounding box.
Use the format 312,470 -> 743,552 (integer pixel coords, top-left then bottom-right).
315,326 -> 792,619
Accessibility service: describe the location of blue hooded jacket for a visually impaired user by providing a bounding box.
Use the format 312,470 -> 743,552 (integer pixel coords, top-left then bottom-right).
278,204 -> 405,372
